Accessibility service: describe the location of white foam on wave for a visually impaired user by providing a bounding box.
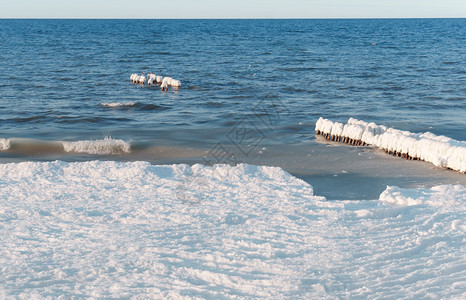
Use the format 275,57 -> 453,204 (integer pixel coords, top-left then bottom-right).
0,160 -> 464,298
100,102 -> 136,108
62,137 -> 131,155
0,138 -> 10,151
315,117 -> 466,173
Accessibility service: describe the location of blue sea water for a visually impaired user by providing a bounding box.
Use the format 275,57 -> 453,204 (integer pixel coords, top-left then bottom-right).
0,19 -> 464,142
0,19 -> 465,199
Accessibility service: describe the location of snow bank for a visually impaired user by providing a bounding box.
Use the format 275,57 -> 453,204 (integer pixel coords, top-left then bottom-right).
0,161 -> 464,298
62,137 -> 131,155
315,117 -> 466,173
0,138 -> 10,151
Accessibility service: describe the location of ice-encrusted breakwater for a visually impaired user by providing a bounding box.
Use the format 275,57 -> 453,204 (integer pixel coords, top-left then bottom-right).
130,72 -> 181,91
315,117 -> 466,173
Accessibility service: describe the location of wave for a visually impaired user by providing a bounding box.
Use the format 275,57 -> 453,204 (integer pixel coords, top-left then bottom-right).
99,102 -> 169,111
62,137 -> 131,155
100,102 -> 136,108
0,137 -> 131,155
55,116 -> 133,124
315,117 -> 466,173
277,66 -> 320,72
10,115 -> 48,124
135,103 -> 170,111
0,138 -> 10,150
3,115 -> 132,126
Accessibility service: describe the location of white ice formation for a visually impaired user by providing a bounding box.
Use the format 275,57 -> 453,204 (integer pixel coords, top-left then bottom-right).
146,74 -> 163,85
380,184 -> 466,207
62,137 -> 131,155
160,80 -> 168,91
170,79 -> 181,87
130,73 -> 146,84
130,73 -> 137,82
315,117 -> 466,173
161,76 -> 172,85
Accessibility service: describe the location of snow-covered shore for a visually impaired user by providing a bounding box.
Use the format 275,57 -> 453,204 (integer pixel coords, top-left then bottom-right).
0,161 -> 464,298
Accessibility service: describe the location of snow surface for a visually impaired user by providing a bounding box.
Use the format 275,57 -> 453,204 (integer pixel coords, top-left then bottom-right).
315,117 -> 466,173
62,138 -> 131,155
380,184 -> 466,207
0,161 -> 465,298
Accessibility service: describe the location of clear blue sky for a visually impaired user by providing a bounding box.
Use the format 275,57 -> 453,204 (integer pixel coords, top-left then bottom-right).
0,0 -> 465,18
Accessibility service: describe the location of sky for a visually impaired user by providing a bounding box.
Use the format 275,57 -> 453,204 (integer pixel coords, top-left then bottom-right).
0,0 -> 465,19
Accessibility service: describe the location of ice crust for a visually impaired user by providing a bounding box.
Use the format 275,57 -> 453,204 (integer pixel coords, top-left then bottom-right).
0,161 -> 464,298
316,117 -> 466,173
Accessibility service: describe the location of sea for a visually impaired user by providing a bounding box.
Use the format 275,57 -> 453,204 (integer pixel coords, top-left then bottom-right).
0,18 -> 465,199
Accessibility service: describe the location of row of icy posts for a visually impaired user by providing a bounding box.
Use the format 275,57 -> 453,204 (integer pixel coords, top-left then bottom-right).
315,117 -> 466,173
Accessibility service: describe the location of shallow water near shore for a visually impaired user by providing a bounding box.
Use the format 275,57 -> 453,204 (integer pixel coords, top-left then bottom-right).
2,136 -> 464,200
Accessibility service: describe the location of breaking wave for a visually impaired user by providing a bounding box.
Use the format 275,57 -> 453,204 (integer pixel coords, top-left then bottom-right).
62,137 -> 131,155
0,138 -> 10,151
99,101 -> 169,111
99,102 -> 136,108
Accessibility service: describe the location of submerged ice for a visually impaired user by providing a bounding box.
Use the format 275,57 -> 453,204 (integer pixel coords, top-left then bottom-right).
0,161 -> 464,298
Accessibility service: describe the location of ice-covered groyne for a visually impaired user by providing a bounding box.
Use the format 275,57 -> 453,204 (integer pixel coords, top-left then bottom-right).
315,117 -> 466,173
130,72 -> 181,90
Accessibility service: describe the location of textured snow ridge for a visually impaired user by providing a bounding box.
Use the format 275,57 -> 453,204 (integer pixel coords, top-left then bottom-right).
62,137 -> 131,155
315,117 -> 466,173
0,161 -> 465,299
0,138 -> 10,151
380,184 -> 466,207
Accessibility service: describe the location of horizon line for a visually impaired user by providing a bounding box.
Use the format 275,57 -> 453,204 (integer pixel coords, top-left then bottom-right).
0,17 -> 465,20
